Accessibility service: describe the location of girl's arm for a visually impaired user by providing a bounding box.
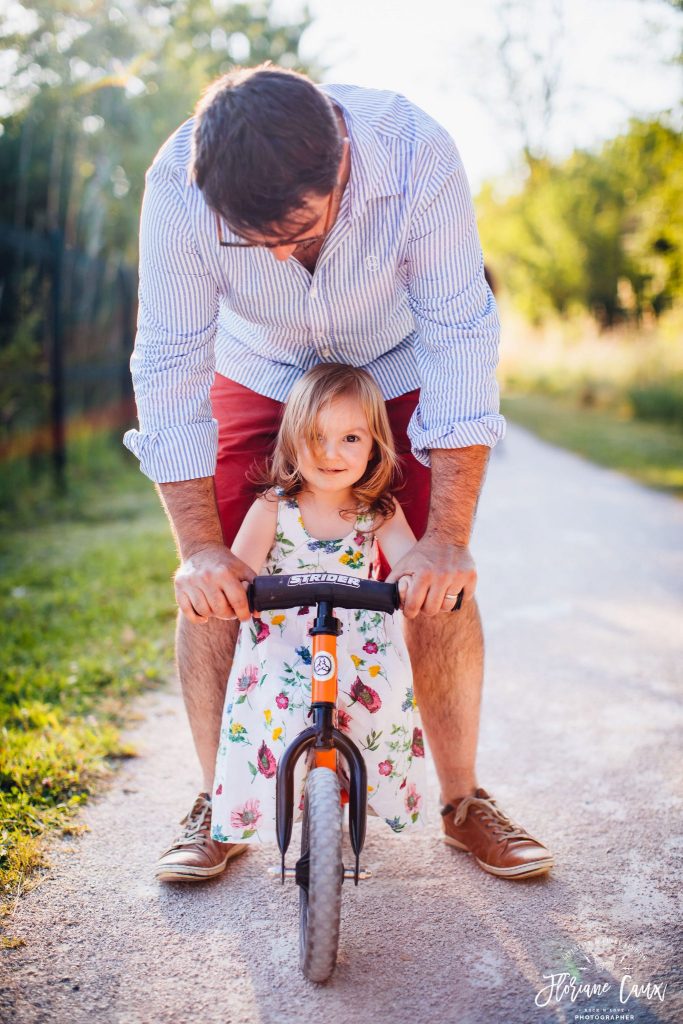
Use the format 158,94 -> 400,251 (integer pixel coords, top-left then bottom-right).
374,501 -> 417,569
231,494 -> 279,574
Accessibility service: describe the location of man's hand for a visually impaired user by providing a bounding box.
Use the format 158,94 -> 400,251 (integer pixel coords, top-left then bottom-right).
174,542 -> 255,624
155,477 -> 255,624
386,445 -> 488,618
386,537 -> 477,619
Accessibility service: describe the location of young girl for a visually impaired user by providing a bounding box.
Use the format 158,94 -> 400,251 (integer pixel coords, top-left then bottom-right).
211,363 -> 427,844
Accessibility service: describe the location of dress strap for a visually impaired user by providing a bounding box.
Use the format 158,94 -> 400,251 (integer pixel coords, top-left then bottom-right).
353,508 -> 376,543
276,492 -> 308,544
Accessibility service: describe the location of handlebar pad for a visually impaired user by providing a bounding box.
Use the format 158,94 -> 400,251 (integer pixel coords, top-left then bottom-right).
248,573 -> 400,615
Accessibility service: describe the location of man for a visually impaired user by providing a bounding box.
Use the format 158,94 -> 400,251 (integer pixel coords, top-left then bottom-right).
124,64 -> 553,882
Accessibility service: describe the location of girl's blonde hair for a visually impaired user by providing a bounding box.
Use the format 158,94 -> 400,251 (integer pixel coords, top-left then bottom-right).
257,363 -> 399,522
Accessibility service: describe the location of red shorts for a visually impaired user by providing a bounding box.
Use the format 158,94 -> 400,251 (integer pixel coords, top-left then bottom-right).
210,375 -> 431,553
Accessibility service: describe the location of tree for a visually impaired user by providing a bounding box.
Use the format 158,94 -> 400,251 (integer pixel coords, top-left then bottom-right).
477,117 -> 683,327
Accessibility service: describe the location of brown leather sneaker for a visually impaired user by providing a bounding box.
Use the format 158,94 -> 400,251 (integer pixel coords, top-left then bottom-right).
155,792 -> 247,882
441,787 -> 554,879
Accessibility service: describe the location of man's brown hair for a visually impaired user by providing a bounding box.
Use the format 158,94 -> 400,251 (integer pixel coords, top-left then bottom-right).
191,63 -> 343,237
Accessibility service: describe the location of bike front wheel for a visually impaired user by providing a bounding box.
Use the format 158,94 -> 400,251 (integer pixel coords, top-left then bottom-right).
299,767 -> 343,983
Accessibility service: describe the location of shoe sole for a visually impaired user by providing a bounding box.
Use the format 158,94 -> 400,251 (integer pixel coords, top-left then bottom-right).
155,843 -> 248,883
443,835 -> 554,879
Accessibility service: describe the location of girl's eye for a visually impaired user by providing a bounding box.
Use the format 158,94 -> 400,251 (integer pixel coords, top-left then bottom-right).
344,434 -> 360,443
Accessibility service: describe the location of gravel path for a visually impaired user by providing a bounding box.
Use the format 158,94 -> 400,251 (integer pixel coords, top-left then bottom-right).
2,425 -> 681,1024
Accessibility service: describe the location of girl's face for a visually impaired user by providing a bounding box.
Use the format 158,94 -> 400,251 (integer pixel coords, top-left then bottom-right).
295,394 -> 374,493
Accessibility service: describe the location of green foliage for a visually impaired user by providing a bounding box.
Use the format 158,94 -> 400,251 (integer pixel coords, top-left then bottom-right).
628,378 -> 683,429
0,451 -> 176,913
0,265 -> 48,444
478,118 -> 683,327
0,429 -> 145,529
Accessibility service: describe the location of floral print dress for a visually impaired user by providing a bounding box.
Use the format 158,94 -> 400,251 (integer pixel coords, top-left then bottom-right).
211,495 -> 427,844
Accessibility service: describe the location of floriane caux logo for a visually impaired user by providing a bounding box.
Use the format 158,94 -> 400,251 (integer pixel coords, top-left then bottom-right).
287,573 -> 360,588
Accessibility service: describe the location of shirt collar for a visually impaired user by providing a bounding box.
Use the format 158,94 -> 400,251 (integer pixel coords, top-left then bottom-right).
321,85 -> 402,218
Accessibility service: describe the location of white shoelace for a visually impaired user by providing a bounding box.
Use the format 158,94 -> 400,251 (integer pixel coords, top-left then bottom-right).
453,794 -> 529,841
171,796 -> 212,850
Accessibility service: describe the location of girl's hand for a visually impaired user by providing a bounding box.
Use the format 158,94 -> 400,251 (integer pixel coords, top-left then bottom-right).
174,543 -> 255,624
387,538 -> 477,620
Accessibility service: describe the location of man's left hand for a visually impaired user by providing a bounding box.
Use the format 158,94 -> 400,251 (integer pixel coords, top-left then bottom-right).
385,537 -> 477,619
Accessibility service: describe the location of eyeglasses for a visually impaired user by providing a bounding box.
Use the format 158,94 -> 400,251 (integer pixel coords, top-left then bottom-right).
216,188 -> 335,251
216,137 -> 349,252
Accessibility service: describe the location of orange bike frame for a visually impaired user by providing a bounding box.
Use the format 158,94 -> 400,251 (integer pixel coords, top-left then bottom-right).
311,631 -> 338,771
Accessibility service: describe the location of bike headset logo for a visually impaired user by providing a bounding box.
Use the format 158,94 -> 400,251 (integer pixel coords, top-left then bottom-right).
287,573 -> 360,588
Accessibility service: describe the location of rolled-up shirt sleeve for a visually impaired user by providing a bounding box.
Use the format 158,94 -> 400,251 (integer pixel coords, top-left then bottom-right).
405,146 -> 506,468
123,165 -> 219,483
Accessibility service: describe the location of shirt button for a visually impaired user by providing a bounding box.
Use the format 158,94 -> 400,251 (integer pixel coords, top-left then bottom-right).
310,286 -> 318,299
321,347 -> 332,358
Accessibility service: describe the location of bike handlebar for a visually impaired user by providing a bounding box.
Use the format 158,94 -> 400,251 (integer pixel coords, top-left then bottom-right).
247,573 -> 463,614
248,573 -> 399,614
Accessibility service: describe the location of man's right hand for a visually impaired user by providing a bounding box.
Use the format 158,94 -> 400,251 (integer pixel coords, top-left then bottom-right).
173,543 -> 255,624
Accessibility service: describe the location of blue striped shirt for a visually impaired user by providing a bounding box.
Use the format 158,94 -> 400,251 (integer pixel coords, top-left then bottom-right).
123,83 -> 505,482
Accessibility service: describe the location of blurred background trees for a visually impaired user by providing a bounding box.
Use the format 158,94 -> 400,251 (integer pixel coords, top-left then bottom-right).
0,0 -> 317,482
477,116 -> 682,328
464,0 -> 682,469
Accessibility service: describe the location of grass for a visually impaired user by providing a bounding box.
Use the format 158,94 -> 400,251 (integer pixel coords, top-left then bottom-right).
0,429 -> 144,532
498,307 -> 683,497
0,434 -> 177,928
501,394 -> 683,495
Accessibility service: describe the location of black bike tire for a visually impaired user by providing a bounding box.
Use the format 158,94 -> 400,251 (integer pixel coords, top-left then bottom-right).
299,767 -> 343,983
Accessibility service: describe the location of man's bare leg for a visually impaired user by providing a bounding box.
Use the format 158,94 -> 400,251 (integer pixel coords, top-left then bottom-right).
405,600 -> 554,877
176,614 -> 240,793
155,614 -> 246,880
404,598 -> 483,805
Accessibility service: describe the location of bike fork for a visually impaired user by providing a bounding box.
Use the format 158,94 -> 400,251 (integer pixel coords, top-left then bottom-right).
274,600 -> 368,883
